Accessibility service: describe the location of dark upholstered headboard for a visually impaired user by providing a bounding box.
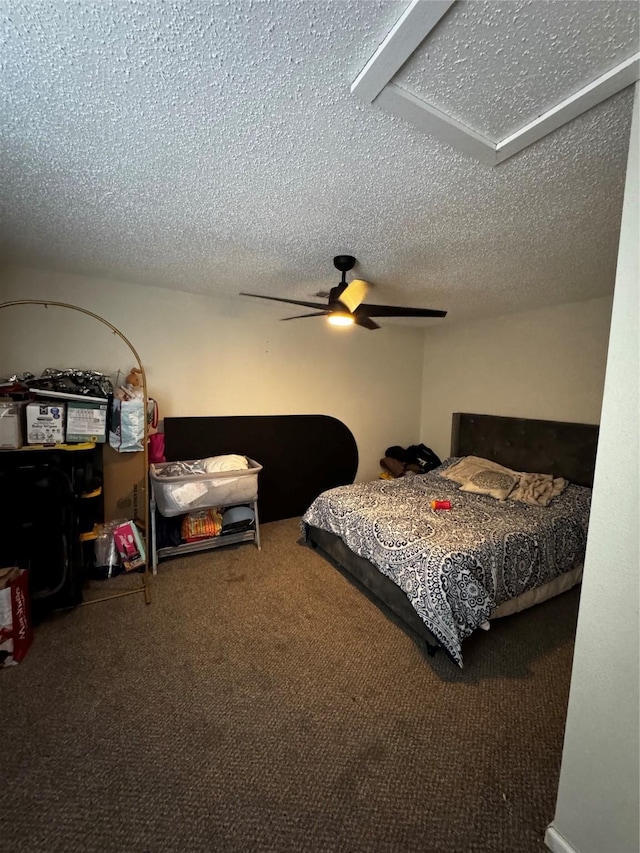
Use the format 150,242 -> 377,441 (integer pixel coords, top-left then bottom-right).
451,413 -> 599,487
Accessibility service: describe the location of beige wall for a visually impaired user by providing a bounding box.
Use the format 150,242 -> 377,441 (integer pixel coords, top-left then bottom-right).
546,88 -> 639,853
419,297 -> 612,460
1,268 -> 614,478
0,266 -> 425,483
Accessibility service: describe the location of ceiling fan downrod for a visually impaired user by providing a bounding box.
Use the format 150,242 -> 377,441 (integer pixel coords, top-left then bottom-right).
331,255 -> 356,300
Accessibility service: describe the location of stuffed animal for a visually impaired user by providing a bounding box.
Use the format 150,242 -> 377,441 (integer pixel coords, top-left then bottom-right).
126,367 -> 143,387
115,367 -> 144,401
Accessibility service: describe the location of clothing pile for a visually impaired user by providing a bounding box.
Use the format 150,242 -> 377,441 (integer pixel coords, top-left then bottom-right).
380,443 -> 442,479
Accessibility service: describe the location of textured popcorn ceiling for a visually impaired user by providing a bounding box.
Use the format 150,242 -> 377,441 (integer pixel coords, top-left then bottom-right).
0,0 -> 637,324
398,0 -> 640,140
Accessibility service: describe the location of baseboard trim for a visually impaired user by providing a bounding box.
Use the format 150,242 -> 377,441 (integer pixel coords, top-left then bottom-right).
545,824 -> 579,853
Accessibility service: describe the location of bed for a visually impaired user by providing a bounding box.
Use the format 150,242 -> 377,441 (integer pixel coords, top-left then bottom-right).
302,413 -> 599,666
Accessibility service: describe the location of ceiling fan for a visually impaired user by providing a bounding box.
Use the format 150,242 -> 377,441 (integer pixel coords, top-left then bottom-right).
240,256 -> 447,330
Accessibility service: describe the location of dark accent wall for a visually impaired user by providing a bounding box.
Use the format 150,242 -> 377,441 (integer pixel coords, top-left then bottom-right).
164,415 -> 359,522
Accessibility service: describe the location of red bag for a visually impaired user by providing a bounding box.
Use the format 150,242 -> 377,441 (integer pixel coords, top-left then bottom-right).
148,433 -> 165,464
147,399 -> 166,463
0,568 -> 33,667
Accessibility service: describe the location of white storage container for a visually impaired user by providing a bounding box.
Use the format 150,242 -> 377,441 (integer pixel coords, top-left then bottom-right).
0,399 -> 27,449
150,458 -> 262,517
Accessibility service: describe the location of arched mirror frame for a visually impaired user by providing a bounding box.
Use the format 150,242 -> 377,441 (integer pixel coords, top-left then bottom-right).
0,300 -> 151,606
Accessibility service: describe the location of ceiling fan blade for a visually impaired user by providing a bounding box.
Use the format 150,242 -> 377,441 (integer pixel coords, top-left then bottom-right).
280,312 -> 329,321
357,303 -> 447,318
338,279 -> 369,313
355,315 -> 381,331
240,292 -> 327,310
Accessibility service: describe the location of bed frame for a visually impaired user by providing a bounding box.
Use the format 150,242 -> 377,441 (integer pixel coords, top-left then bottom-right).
306,412 -> 599,655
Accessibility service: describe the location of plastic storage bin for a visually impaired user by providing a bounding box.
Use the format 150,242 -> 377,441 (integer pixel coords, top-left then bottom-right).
150,458 -> 262,517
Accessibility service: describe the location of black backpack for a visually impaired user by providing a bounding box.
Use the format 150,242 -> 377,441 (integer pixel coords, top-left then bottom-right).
385,443 -> 441,474
406,444 -> 441,474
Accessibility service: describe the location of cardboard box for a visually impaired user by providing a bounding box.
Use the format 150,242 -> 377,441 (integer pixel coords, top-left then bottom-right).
0,568 -> 33,667
102,444 -> 145,523
26,402 -> 66,445
66,399 -> 108,443
0,399 -> 27,449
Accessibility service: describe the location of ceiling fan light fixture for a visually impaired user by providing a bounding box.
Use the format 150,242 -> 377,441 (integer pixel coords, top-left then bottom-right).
327,311 -> 355,327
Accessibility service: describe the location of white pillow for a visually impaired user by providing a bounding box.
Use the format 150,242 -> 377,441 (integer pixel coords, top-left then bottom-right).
203,454 -> 249,473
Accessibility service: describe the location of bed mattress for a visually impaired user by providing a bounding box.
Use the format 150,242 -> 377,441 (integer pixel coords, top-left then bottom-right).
302,462 -> 592,666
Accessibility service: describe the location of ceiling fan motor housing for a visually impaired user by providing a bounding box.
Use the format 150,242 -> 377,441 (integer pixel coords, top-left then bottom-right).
333,255 -> 356,274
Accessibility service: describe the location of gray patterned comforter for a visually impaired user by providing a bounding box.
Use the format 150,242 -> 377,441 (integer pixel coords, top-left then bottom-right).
302,461 -> 591,666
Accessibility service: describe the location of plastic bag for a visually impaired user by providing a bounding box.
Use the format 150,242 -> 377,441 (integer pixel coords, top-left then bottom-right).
155,460 -> 208,477
109,398 -> 145,452
27,368 -> 113,399
94,519 -> 128,579
181,508 -> 222,543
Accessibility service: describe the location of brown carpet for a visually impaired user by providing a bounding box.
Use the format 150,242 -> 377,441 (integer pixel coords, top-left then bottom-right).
0,517 -> 578,853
